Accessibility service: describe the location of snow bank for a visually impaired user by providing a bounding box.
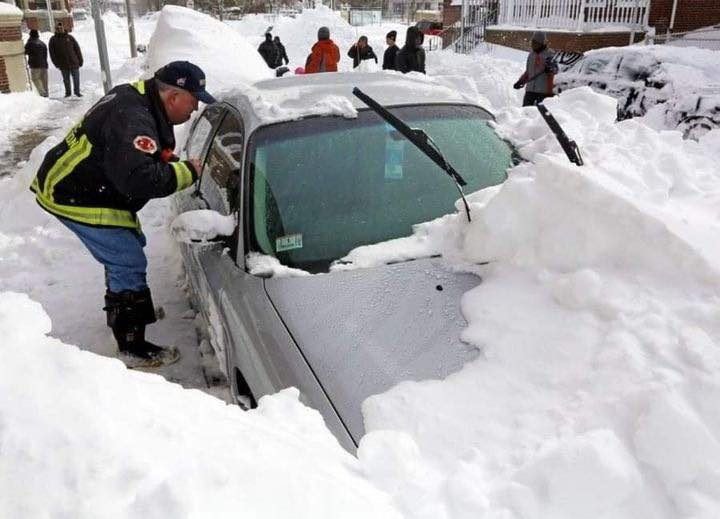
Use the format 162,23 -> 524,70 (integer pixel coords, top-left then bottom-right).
428,49 -> 524,110
359,87 -> 720,518
0,93 -> 57,158
557,44 -> 720,138
227,6 -> 406,72
148,5 -> 271,92
0,291 -> 401,518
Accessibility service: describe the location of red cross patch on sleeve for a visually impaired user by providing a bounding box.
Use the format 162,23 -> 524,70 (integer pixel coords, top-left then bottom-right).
133,135 -> 158,154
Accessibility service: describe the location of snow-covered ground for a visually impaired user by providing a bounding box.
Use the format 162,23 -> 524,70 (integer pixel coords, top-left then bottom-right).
3,5 -> 720,518
666,25 -> 720,51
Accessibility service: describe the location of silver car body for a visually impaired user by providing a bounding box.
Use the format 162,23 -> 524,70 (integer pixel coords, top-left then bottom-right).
177,72 -> 501,451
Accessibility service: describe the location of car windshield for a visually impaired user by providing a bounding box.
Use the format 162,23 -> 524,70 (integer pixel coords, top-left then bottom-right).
248,104 -> 513,272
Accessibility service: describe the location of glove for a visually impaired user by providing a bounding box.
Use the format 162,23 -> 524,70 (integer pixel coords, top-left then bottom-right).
513,80 -> 524,90
544,57 -> 558,74
160,148 -> 179,162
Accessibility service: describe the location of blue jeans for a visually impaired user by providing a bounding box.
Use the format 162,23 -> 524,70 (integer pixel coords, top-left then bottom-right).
60,68 -> 81,96
57,217 -> 148,292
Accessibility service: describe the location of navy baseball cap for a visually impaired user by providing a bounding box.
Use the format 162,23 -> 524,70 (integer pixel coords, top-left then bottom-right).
154,61 -> 216,104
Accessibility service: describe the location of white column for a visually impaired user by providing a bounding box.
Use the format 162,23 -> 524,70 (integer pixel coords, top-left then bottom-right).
576,0 -> 586,30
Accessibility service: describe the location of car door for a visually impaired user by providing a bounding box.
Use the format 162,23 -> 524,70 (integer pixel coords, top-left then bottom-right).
187,111 -> 300,385
186,110 -> 356,450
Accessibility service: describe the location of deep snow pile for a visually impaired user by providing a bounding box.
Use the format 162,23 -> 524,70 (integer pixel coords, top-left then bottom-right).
227,5 -> 406,72
355,87 -> 720,518
556,44 -> 720,139
148,5 -> 272,91
428,48 -> 524,111
0,292 -> 401,519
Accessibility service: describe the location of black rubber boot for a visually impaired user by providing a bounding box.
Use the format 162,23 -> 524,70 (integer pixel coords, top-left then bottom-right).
104,289 -> 179,368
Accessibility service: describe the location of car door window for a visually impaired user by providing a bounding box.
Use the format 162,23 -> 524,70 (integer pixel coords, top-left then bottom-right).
186,105 -> 226,166
199,112 -> 244,217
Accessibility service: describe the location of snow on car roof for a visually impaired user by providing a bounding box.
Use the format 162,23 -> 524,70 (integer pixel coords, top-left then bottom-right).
219,71 -> 487,132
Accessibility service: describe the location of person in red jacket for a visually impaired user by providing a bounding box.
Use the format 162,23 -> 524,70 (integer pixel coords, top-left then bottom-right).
305,26 -> 340,74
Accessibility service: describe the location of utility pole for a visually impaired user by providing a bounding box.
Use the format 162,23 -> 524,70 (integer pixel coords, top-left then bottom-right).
45,0 -> 55,31
90,0 -> 113,93
460,0 -> 466,52
125,0 -> 137,57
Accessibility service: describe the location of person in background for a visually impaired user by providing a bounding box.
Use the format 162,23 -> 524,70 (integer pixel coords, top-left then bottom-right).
30,61 -> 215,368
347,35 -> 378,69
305,26 -> 340,74
25,29 -> 48,97
513,31 -> 558,106
49,22 -> 83,97
396,26 -> 425,74
382,30 -> 398,71
258,32 -> 279,69
273,36 -> 289,68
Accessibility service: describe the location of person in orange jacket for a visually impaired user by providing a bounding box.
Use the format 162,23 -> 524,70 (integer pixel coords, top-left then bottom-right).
305,26 -> 340,74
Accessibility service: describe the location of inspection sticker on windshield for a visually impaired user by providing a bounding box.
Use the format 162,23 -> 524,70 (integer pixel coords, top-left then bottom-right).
276,233 -> 303,252
385,125 -> 405,180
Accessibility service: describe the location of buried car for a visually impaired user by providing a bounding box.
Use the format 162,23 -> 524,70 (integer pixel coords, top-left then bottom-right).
555,45 -> 720,139
176,72 -> 514,451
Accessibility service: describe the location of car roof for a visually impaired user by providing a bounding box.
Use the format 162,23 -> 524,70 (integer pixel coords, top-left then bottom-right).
219,71 -> 488,133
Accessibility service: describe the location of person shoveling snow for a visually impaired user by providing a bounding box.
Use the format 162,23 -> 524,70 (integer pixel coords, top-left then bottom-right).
29,60 -> 215,368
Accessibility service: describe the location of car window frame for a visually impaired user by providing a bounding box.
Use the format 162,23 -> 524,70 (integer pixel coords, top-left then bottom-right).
184,103 -> 228,173
198,105 -> 246,264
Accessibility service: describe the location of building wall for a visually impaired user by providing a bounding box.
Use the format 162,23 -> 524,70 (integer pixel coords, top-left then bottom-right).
648,0 -> 720,34
24,14 -> 73,32
442,0 -> 459,26
485,27 -> 645,53
0,11 -> 28,94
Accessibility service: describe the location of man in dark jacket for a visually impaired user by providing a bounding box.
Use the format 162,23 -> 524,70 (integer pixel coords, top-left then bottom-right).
25,29 -> 48,97
30,61 -> 215,368
396,26 -> 426,74
273,36 -> 289,68
258,32 -> 279,69
49,22 -> 83,97
513,31 -> 558,106
382,30 -> 398,71
347,36 -> 378,69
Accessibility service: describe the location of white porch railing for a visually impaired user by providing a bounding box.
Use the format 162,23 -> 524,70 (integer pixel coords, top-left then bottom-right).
498,0 -> 650,31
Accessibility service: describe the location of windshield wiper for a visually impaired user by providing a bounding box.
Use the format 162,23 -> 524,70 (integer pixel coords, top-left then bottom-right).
537,103 -> 584,166
352,87 -> 472,222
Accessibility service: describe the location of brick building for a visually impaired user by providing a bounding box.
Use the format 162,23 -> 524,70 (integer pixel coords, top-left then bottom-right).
20,0 -> 73,32
648,0 -> 719,35
0,2 -> 27,94
443,0 -> 720,52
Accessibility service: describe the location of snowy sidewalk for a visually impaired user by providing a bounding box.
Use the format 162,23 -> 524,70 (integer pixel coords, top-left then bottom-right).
0,18 -> 228,399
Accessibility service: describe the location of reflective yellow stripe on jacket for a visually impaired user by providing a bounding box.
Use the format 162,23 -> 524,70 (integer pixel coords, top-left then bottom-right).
32,127 -> 140,229
33,191 -> 140,228
171,161 -> 195,191
131,80 -> 146,94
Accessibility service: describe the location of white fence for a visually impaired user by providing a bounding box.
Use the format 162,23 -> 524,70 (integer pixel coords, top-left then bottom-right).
498,0 -> 649,31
